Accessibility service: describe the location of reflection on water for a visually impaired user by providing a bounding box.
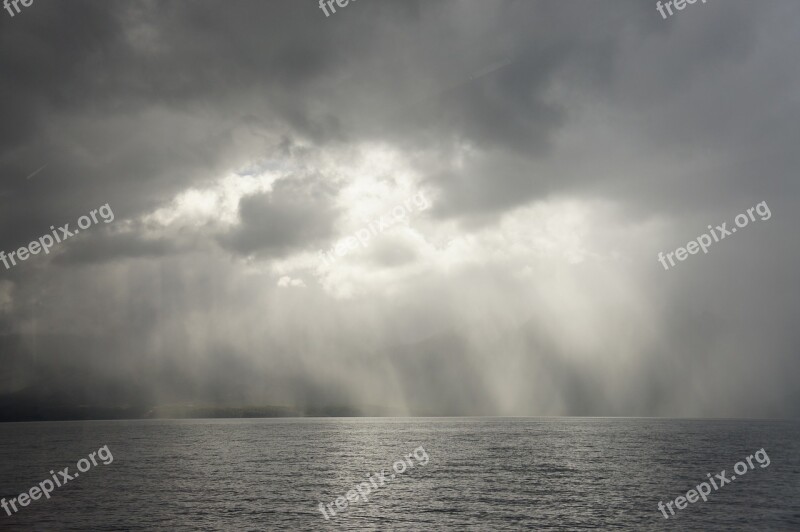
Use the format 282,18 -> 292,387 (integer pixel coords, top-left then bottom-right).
0,418 -> 798,531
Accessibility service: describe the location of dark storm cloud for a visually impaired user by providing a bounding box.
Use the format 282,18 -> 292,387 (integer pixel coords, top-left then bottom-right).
0,0 -> 348,258
219,173 -> 341,257
0,0 -> 725,232
55,232 -> 177,264
1,0 -> 799,418
1,0 -> 791,229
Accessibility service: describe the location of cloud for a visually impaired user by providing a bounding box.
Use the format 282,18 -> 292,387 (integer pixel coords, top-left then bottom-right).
0,0 -> 799,417
277,276 -> 306,288
219,174 -> 341,258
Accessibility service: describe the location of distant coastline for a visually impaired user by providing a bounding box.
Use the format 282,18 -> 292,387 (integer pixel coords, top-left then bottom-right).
0,403 -> 403,422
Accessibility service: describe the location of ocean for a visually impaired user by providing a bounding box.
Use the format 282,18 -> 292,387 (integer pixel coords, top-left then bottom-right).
0,418 -> 798,530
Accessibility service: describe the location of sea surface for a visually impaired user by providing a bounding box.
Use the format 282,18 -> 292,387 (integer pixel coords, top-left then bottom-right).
0,418 -> 798,531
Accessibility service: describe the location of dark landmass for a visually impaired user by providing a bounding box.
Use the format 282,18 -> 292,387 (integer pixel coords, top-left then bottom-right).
0,389 -> 399,421
0,401 -> 396,422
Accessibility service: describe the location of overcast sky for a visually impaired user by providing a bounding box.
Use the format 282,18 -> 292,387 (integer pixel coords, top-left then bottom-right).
1,0 -> 798,417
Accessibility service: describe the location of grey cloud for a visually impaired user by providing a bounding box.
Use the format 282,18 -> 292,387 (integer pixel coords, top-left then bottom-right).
0,0 -> 798,418
55,232 -> 178,265
220,174 -> 341,257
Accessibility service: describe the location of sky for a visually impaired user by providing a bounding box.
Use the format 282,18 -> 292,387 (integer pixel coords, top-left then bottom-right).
0,0 -> 798,417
